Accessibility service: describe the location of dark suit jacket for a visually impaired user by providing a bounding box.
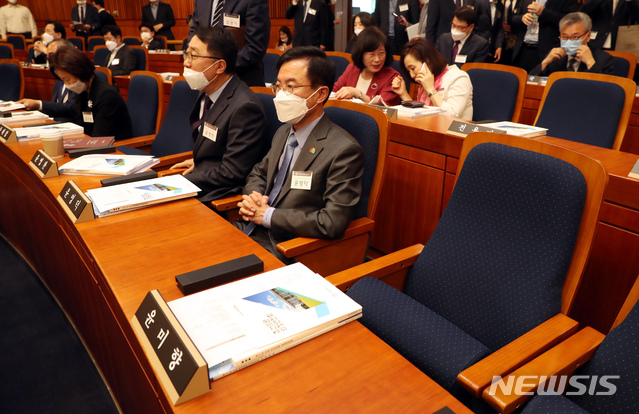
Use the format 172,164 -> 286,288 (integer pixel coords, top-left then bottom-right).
106,45 -> 138,76
98,9 -> 116,27
186,76 -> 268,203
71,4 -> 101,38
236,115 -> 364,258
581,0 -> 639,50
436,32 -> 490,67
529,47 -> 615,76
76,75 -> 132,140
285,0 -> 330,48
145,38 -> 163,51
29,47 -> 46,64
191,0 -> 270,87
426,0 -> 457,44
41,80 -> 78,123
141,1 -> 175,40
373,0 -> 421,44
470,0 -> 505,53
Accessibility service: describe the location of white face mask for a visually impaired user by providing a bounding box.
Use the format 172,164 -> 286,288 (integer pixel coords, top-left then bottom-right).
273,88 -> 321,124
183,60 -> 220,91
42,33 -> 55,45
141,32 -> 152,41
354,28 -> 363,36
105,40 -> 118,51
8,0 -> 17,4
66,79 -> 86,94
450,28 -> 469,42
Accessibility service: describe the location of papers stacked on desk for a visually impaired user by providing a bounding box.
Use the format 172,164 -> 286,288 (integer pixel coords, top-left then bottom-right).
389,105 -> 446,118
15,122 -> 84,141
85,174 -> 200,217
480,121 -> 548,138
0,111 -> 50,125
0,101 -> 26,112
168,263 -> 363,380
59,154 -> 159,176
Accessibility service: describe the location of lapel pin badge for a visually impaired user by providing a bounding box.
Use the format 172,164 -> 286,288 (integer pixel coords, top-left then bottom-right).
310,147 -> 316,154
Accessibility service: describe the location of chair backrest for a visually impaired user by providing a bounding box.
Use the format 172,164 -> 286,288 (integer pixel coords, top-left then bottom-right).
87,36 -> 105,52
149,77 -> 199,157
32,35 -> 41,43
263,48 -> 282,85
403,132 -> 607,352
122,37 -> 140,46
126,71 -> 163,137
27,45 -> 35,63
606,50 -> 637,79
324,100 -> 389,220
0,43 -> 14,59
0,59 -> 24,101
250,87 -> 282,151
392,55 -> 412,93
6,34 -> 25,50
94,66 -> 112,84
534,72 -> 636,150
461,62 -> 527,122
325,51 -> 353,82
67,36 -> 85,51
129,46 -> 149,71
154,35 -> 167,49
93,45 -> 110,67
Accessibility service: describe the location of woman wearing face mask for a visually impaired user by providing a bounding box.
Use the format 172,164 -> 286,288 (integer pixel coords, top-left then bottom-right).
333,26 -> 402,105
392,37 -> 473,120
276,26 -> 292,52
48,46 -> 133,140
345,12 -> 375,54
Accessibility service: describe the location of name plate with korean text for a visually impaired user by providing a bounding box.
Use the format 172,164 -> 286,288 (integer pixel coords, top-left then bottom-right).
56,180 -> 94,224
29,150 -> 59,178
131,290 -> 209,405
446,120 -> 507,138
0,124 -> 17,143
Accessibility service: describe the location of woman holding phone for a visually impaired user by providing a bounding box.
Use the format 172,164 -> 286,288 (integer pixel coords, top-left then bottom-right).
392,37 -> 473,120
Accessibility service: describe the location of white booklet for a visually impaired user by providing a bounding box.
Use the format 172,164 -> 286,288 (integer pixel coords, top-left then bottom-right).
0,111 -> 50,125
389,104 -> 446,118
480,121 -> 548,138
59,154 -> 159,176
15,122 -> 84,141
168,263 -> 363,380
85,175 -> 201,217
0,101 -> 26,112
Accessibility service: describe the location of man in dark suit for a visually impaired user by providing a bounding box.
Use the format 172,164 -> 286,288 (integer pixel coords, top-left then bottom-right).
102,25 -> 137,77
31,20 -> 66,64
191,0 -> 270,87
373,0 -> 421,54
172,26 -> 268,203
139,24 -> 163,50
141,0 -> 175,40
530,12 -> 614,75
285,0 -> 330,49
70,0 -> 101,40
427,0 -> 462,44
94,0 -> 116,27
470,0 -> 505,61
436,6 -> 490,66
581,0 -> 639,51
235,47 -> 365,262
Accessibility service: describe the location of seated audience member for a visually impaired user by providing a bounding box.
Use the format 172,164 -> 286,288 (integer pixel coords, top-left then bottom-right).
276,26 -> 293,52
235,47 -> 365,262
48,45 -> 133,140
20,39 -> 78,122
436,6 -> 490,68
171,26 -> 268,203
94,0 -> 116,27
392,37 -> 473,120
31,20 -> 66,64
139,23 -> 162,50
333,26 -> 401,105
102,25 -> 137,76
345,12 -> 375,53
529,12 -> 614,76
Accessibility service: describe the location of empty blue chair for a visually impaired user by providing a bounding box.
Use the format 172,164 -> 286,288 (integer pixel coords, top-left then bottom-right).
93,46 -> 110,67
0,43 -> 13,59
6,34 -> 25,50
125,71 -> 163,138
0,59 -> 23,101
67,36 -> 85,51
326,52 -> 352,82
263,51 -> 281,85
254,91 -> 282,150
122,37 -> 140,46
87,36 -> 105,52
129,46 -> 148,71
94,67 -> 112,84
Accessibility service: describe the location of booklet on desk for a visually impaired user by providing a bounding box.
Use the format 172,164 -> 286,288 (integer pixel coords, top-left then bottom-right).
15,122 -> 84,141
59,154 -> 159,176
85,174 -> 201,217
389,104 -> 445,118
64,136 -> 115,150
479,121 -> 548,138
0,111 -> 50,124
0,101 -> 26,112
168,263 -> 363,380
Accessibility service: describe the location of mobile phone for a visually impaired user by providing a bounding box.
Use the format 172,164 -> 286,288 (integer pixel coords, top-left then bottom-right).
392,12 -> 399,18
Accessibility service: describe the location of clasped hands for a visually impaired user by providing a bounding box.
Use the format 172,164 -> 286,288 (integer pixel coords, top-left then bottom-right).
522,2 -> 544,25
238,191 -> 270,225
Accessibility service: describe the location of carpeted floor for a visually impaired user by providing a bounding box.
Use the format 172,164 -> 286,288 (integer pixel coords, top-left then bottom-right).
0,236 -> 119,414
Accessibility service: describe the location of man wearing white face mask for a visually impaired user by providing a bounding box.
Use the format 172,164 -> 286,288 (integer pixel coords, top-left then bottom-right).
436,6 -> 489,67
70,0 -> 101,40
139,23 -> 162,50
141,0 -> 175,41
530,12 -> 614,75
0,0 -> 37,40
102,25 -> 137,77
31,20 -> 66,64
171,26 -> 268,203
235,47 -> 364,263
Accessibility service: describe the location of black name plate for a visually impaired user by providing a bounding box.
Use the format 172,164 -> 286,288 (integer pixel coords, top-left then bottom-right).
29,149 -> 58,178
0,123 -> 17,143
57,180 -> 94,223
446,120 -> 507,137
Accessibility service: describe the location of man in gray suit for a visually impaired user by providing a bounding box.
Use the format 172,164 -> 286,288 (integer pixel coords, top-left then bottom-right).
236,47 -> 365,262
173,26 -> 268,203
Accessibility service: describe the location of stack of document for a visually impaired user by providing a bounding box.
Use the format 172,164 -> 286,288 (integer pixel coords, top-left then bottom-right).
168,262 -> 363,380
0,101 -> 26,112
0,111 -> 50,125
15,122 -> 84,141
85,175 -> 200,217
59,154 -> 159,176
480,121 -> 548,138
389,105 -> 446,118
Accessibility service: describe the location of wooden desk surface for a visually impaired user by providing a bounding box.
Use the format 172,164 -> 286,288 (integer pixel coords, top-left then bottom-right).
0,137 -> 471,414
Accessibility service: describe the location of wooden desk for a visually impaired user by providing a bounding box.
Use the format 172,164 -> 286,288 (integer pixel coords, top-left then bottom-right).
0,137 -> 471,414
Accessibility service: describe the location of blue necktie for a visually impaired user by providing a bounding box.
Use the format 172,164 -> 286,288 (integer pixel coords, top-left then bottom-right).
243,133 -> 298,236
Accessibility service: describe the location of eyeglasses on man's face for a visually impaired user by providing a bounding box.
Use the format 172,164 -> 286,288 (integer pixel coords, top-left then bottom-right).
271,83 -> 312,95
559,32 -> 589,41
182,50 -> 222,62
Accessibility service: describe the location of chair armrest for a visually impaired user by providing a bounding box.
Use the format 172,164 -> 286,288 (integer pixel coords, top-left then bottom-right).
113,134 -> 156,148
276,218 -> 375,258
325,244 -> 424,291
157,168 -> 186,177
210,195 -> 243,212
152,152 -> 193,170
482,327 -> 605,414
457,314 -> 579,399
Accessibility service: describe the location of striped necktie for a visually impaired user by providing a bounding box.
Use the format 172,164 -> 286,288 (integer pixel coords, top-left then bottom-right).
212,0 -> 225,27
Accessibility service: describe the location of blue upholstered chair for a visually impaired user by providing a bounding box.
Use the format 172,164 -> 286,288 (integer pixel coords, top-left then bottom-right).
461,62 -> 527,122
248,86 -> 282,149
0,43 -> 13,59
116,77 -> 198,157
129,46 -> 148,71
327,132 -> 608,405
67,36 -> 85,51
263,49 -> 282,85
6,34 -> 25,50
154,36 -> 167,49
0,59 -> 24,101
124,71 -> 163,138
122,37 -> 140,46
607,50 -> 636,80
93,45 -> 110,67
86,36 -> 105,52
94,67 -> 112,84
325,51 -> 352,82
534,72 -> 636,150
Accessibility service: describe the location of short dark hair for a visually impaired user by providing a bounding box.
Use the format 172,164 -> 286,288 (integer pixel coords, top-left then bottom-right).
400,37 -> 448,78
354,12 -> 375,28
138,23 -> 155,33
93,0 -> 104,6
278,25 -> 292,45
49,46 -> 95,82
276,46 -> 335,103
351,26 -> 393,70
193,26 -> 237,74
454,6 -> 477,26
102,24 -> 121,38
46,20 -> 66,39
